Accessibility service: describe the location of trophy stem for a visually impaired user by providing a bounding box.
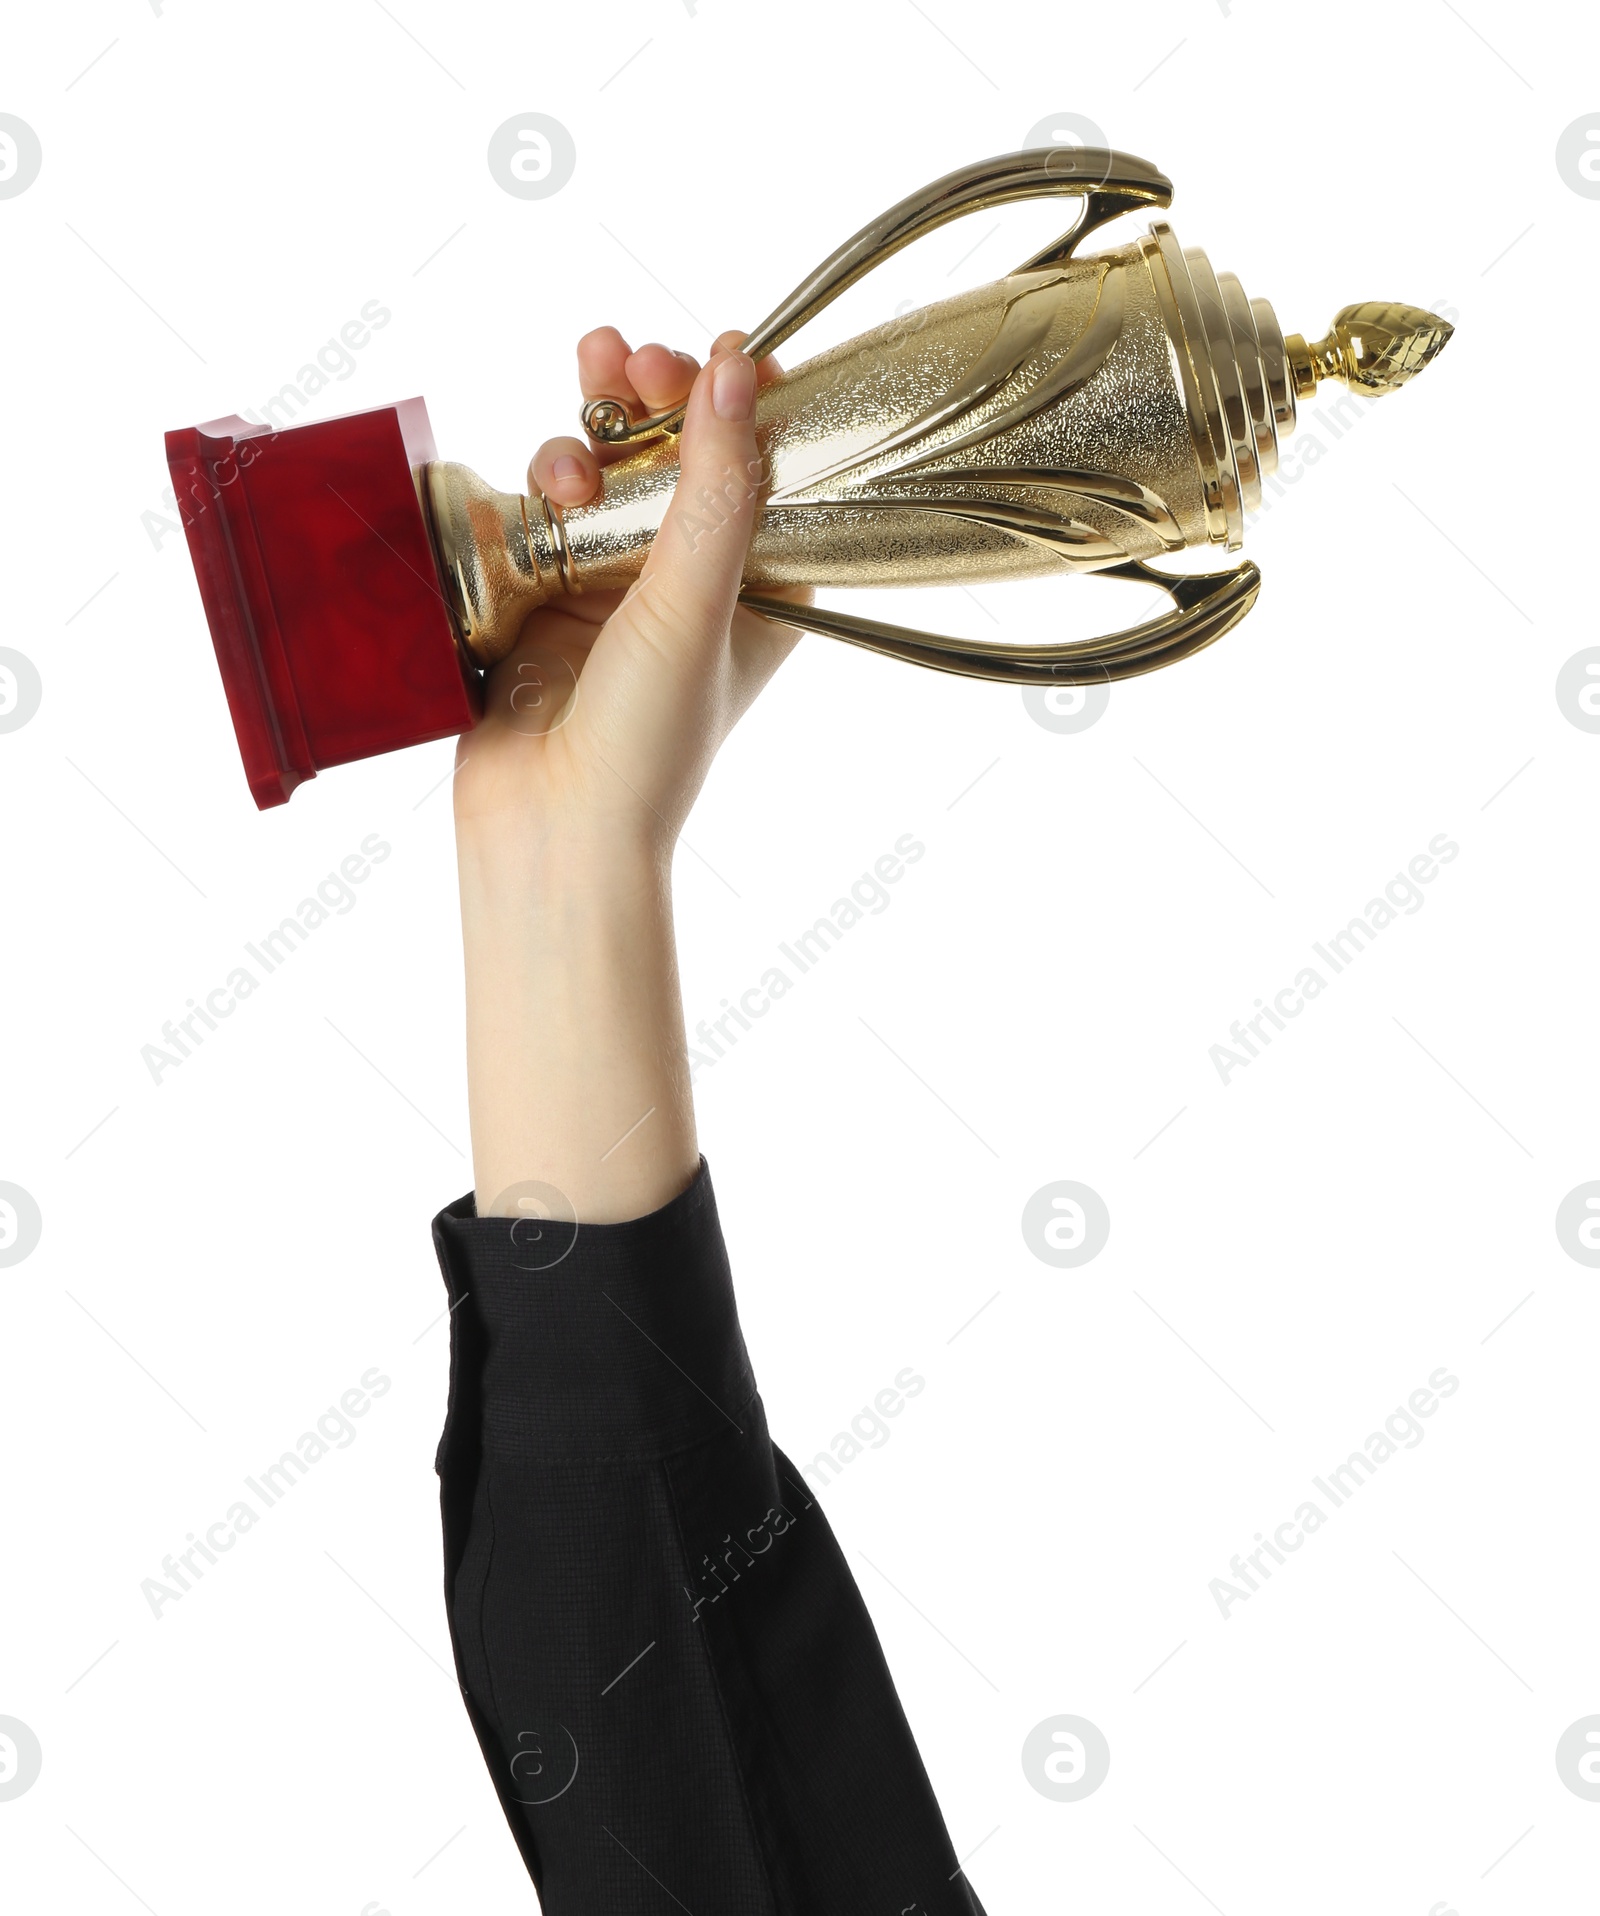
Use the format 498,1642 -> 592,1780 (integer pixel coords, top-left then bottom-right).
424,460 -> 563,668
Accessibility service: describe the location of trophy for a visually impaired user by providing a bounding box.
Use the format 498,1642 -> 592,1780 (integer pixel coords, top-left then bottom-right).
166,148 -> 1451,808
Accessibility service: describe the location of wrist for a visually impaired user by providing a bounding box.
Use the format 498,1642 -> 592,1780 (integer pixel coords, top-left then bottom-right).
456,813 -> 670,923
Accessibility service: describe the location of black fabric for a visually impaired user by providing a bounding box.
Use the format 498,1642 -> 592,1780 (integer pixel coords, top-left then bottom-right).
432,1158 -> 986,1915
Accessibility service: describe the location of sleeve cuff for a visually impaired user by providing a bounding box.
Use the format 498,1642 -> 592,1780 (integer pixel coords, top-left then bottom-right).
430,1158 -> 757,1461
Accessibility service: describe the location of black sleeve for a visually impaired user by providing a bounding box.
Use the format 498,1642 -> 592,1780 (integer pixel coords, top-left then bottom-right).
431,1158 -> 987,1916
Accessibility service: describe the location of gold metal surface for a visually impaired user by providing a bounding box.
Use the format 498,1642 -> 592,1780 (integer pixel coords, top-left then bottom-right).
423,148 -> 1452,684
1284,302 -> 1454,398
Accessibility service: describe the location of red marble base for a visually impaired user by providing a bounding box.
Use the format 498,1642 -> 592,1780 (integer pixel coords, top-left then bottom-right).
165,398 -> 479,809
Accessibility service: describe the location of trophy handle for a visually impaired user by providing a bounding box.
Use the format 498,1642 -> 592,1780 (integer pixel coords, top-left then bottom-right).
736,558 -> 1261,688
580,147 -> 1172,445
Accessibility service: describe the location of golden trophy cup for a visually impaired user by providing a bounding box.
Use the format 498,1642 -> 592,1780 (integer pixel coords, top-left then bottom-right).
167,147 -> 1452,806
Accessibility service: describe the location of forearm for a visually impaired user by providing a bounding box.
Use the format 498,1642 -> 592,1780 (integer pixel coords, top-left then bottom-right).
457,820 -> 699,1222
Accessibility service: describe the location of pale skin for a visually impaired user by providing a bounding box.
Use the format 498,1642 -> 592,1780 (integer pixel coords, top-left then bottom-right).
454,328 -> 805,1222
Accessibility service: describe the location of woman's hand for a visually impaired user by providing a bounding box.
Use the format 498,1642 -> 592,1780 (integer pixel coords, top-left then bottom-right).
452,328 -> 800,857
453,329 -> 803,1222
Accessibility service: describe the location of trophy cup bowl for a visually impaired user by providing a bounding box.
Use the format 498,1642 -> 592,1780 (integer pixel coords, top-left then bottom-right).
166,148 -> 1451,808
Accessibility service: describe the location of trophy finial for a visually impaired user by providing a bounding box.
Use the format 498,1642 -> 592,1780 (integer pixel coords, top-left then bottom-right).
1283,301 -> 1453,398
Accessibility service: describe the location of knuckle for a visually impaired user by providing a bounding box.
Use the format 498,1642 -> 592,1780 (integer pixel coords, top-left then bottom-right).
620,578 -> 701,660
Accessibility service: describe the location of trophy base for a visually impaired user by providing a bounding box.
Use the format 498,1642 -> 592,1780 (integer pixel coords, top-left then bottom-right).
165,399 -> 479,809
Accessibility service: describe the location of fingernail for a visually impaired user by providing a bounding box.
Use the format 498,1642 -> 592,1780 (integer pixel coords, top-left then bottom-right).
551,455 -> 587,483
712,352 -> 756,422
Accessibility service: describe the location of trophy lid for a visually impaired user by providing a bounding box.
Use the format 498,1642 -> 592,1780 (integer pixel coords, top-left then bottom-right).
1142,224 -> 1453,543
1283,302 -> 1455,396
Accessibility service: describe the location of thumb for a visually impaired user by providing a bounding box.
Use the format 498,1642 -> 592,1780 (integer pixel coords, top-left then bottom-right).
630,348 -> 762,655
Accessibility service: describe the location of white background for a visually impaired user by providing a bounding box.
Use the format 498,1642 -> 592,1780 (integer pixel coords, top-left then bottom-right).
3,2 -> 1597,1912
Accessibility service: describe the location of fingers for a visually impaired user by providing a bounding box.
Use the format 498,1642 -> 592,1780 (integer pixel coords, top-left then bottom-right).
625,342 -> 700,414
577,324 -> 778,440
536,328 -> 760,510
576,327 -> 645,467
628,348 -> 763,653
711,328 -> 785,393
577,326 -> 701,461
577,326 -> 638,414
529,435 -> 601,507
